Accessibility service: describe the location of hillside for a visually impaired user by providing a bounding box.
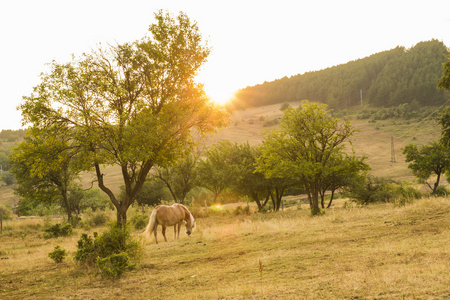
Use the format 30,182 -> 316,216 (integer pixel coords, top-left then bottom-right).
209,102 -> 441,184
0,103 -> 444,208
229,40 -> 449,110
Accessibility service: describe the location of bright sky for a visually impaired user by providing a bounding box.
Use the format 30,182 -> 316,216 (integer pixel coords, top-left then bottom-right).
1,0 -> 449,130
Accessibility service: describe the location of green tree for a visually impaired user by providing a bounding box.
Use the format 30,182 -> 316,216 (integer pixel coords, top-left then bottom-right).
319,154 -> 369,208
197,141 -> 237,202
256,101 -> 357,215
19,11 -> 228,226
10,127 -> 84,220
404,142 -> 450,194
0,171 -> 15,186
438,55 -> 450,92
154,148 -> 201,204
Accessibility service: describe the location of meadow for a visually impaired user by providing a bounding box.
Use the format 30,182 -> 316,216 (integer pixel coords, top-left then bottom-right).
1,197 -> 449,299
0,103 -> 448,299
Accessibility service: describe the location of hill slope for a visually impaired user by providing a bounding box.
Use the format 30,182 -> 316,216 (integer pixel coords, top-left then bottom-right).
229,40 -> 449,110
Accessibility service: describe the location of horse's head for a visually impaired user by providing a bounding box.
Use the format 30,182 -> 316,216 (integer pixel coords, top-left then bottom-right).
185,213 -> 196,236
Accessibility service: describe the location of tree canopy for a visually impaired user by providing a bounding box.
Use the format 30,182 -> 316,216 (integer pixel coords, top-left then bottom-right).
256,101 -> 368,215
18,10 -> 228,226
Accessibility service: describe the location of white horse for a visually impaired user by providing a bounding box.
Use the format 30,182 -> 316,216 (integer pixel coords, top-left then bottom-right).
143,203 -> 196,244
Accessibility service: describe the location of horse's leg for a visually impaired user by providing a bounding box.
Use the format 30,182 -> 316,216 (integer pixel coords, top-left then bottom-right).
173,224 -> 177,240
153,223 -> 158,244
162,225 -> 168,242
177,221 -> 182,239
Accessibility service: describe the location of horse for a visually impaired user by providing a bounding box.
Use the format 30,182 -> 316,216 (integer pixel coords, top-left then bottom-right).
143,203 -> 196,244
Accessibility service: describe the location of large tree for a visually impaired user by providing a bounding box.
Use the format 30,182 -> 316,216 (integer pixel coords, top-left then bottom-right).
256,101 -> 360,215
19,11 -> 228,226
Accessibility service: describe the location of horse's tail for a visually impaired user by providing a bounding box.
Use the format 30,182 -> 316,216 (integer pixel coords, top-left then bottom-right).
143,209 -> 158,238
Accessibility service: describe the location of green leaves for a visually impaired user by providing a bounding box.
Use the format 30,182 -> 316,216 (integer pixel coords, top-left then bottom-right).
18,11 -> 228,226
257,101 -> 365,213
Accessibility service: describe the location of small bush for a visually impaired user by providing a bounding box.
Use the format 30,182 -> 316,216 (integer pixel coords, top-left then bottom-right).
48,245 -> 67,263
433,186 -> 449,197
74,223 -> 141,279
74,233 -> 98,265
43,223 -> 73,239
80,210 -> 109,229
96,252 -> 133,280
234,206 -> 250,215
0,204 -> 12,220
130,214 -> 149,230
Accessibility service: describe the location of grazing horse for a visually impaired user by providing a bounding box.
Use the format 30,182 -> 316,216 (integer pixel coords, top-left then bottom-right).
143,203 -> 196,244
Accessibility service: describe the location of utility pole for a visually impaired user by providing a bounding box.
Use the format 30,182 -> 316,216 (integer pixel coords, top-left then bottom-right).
390,135 -> 396,163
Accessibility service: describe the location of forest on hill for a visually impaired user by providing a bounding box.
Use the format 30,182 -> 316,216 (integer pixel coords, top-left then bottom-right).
229,40 -> 450,110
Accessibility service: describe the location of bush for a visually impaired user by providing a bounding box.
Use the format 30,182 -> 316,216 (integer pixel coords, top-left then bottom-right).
43,223 -> 73,239
96,252 -> 133,280
345,176 -> 422,205
345,175 -> 396,205
130,214 -> 149,230
79,210 -> 109,229
433,186 -> 449,197
234,206 -> 250,215
48,245 -> 67,263
74,233 -> 98,265
0,204 -> 12,220
74,223 -> 141,279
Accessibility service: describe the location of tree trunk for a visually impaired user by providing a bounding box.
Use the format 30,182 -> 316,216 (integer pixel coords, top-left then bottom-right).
432,172 -> 441,195
326,189 -> 336,208
61,188 -> 72,221
117,205 -> 128,227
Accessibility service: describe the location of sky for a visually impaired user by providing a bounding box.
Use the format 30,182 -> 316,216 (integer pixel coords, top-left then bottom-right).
1,0 -> 449,130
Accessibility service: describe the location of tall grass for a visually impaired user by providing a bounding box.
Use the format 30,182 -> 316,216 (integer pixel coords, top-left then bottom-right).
0,197 -> 449,299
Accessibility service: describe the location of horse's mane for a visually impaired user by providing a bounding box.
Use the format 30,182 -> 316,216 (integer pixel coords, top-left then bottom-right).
173,203 -> 195,225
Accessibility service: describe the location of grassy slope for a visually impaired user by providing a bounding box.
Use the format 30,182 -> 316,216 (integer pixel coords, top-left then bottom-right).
0,103 -> 443,206
1,197 -> 449,299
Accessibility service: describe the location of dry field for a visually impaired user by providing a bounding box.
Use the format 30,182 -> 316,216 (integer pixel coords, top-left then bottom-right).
1,197 -> 449,299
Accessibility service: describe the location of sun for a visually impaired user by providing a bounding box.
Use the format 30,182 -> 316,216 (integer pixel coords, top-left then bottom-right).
204,85 -> 237,106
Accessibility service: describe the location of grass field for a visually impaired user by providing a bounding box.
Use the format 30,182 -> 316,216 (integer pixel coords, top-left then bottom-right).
1,197 -> 449,299
1,104 -> 448,298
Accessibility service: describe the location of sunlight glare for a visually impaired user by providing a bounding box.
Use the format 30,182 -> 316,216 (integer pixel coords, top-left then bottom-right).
205,86 -> 236,106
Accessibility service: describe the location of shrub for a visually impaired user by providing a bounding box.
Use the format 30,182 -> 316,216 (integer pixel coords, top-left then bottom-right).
234,206 -> 250,215
48,245 -> 67,263
79,210 -> 109,229
74,233 -> 98,265
130,214 -> 149,230
43,223 -> 73,239
96,252 -> 133,280
434,186 -> 449,197
0,204 -> 12,220
74,223 -> 141,279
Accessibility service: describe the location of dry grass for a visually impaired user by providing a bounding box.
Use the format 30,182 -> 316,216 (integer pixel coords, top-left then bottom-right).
1,197 -> 449,299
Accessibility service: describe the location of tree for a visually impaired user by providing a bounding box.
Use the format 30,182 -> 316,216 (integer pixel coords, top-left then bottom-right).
403,142 -> 450,194
154,148 -> 201,204
19,11 -> 228,226
0,171 -> 15,186
438,55 -> 450,92
319,154 -> 369,208
10,127 -> 84,220
197,141 -> 237,202
256,101 -> 357,215
222,142 -> 275,211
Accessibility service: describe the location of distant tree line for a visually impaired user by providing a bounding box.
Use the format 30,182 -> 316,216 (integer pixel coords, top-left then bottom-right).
229,40 -> 449,110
